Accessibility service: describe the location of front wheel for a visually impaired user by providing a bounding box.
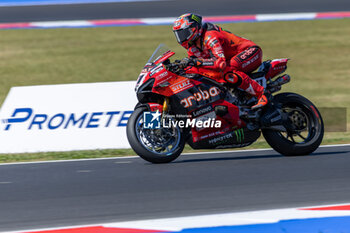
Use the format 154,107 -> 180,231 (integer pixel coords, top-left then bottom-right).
262,92 -> 324,156
127,106 -> 185,163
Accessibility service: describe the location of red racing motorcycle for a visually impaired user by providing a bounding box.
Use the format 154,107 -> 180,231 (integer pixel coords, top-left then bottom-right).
127,44 -> 324,163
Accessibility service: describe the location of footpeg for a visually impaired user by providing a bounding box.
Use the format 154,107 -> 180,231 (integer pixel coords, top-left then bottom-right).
240,108 -> 261,120
247,122 -> 259,131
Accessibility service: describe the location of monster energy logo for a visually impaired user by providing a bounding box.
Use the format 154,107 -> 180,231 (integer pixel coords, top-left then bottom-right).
191,15 -> 201,23
234,129 -> 245,143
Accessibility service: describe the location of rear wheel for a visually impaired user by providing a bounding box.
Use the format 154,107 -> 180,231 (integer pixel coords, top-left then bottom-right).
127,107 -> 185,163
262,92 -> 324,156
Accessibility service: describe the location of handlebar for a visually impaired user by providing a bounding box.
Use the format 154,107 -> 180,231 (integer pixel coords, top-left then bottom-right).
165,61 -> 186,74
165,59 -> 227,91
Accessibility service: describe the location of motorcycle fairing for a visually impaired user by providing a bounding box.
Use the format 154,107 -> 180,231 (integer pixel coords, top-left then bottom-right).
188,127 -> 261,149
253,59 -> 289,81
266,59 -> 289,79
134,45 -> 267,150
134,102 -> 163,112
186,98 -> 261,149
153,50 -> 175,64
171,82 -> 224,111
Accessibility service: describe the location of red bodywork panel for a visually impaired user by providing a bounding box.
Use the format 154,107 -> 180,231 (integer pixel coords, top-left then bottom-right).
147,103 -> 163,112
154,51 -> 175,64
266,59 -> 289,80
190,100 -> 244,143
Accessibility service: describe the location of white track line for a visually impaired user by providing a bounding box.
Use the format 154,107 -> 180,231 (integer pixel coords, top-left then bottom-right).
0,144 -> 349,166
256,13 -> 316,21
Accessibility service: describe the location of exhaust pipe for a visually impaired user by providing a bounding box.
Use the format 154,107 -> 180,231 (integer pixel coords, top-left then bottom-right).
269,74 -> 291,87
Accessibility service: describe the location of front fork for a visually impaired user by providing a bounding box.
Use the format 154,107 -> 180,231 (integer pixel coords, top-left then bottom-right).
162,98 -> 169,113
161,98 -> 169,122
135,98 -> 169,121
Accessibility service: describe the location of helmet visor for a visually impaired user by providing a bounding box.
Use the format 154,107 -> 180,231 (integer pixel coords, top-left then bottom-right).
174,28 -> 194,44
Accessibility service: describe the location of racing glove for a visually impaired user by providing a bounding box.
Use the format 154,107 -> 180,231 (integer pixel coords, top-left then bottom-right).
180,57 -> 203,67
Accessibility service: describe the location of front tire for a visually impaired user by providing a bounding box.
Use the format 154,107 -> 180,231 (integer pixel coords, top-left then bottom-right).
262,92 -> 324,156
127,107 -> 185,163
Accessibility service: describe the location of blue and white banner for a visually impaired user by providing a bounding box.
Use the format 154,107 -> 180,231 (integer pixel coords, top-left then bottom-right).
0,81 -> 137,153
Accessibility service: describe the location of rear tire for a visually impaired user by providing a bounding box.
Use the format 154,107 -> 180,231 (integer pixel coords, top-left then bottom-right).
262,92 -> 324,156
127,107 -> 185,163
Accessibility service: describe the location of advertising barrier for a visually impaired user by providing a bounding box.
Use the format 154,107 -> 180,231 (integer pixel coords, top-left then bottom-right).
0,81 -> 138,153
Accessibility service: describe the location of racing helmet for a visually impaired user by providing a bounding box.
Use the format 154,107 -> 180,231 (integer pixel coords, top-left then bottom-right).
172,13 -> 203,49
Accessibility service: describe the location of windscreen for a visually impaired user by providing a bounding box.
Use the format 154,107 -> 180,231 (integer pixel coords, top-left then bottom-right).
147,44 -> 171,64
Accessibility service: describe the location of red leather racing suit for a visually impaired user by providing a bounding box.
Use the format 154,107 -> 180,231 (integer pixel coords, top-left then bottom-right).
187,23 -> 264,98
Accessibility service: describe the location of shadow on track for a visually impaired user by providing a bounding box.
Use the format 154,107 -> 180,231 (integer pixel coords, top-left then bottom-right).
175,154 -> 283,163
174,150 -> 349,164
310,150 -> 350,156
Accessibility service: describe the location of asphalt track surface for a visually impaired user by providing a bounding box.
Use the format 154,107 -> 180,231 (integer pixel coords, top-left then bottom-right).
0,145 -> 349,231
0,0 -> 350,23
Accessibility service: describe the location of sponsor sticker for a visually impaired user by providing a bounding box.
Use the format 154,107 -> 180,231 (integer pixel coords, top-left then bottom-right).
170,79 -> 193,93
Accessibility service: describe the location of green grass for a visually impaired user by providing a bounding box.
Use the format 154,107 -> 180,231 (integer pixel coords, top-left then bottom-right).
0,18 -> 349,162
0,143 -> 270,163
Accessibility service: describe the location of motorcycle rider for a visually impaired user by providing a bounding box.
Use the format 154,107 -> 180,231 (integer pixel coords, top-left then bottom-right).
172,13 -> 267,110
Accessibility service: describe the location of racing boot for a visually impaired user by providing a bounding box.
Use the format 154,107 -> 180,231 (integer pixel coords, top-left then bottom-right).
235,71 -> 267,110
226,71 -> 267,130
251,94 -> 268,110
225,71 -> 267,108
